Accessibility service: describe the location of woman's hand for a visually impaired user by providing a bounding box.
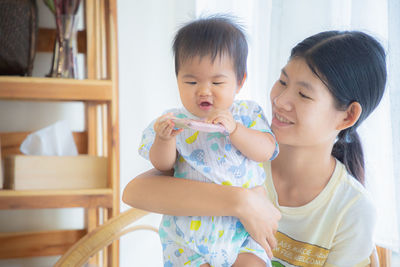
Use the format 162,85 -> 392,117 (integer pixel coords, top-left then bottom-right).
236,185 -> 281,259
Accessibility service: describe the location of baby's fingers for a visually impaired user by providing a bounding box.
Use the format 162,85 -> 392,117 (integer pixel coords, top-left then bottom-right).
171,128 -> 183,137
155,120 -> 176,140
160,120 -> 174,135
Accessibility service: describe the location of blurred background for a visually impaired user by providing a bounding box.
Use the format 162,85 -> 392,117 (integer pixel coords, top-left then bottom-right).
0,0 -> 399,266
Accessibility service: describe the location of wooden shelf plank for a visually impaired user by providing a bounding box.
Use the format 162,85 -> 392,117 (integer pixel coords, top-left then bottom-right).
0,229 -> 86,259
0,189 -> 113,209
0,77 -> 112,101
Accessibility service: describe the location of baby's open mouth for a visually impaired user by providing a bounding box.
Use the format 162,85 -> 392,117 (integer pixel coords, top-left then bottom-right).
200,101 -> 212,107
199,101 -> 213,110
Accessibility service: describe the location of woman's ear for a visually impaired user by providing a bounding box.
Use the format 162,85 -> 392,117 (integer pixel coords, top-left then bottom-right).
336,102 -> 362,131
236,73 -> 247,94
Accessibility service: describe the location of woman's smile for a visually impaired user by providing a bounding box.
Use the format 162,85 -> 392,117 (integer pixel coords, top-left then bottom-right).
272,112 -> 294,127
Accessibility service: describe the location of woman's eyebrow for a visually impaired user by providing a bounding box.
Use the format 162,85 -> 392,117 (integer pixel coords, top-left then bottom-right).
281,68 -> 288,78
281,68 -> 314,92
297,81 -> 315,92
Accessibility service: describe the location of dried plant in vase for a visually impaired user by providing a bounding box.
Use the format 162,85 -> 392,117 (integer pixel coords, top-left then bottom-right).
44,0 -> 81,78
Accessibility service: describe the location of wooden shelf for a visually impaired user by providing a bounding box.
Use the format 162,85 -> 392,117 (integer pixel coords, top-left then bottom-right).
0,76 -> 112,101
0,189 -> 113,209
0,0 -> 120,265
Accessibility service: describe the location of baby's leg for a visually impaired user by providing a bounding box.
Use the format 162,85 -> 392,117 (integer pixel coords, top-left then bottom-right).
163,241 -> 207,266
233,253 -> 266,267
236,235 -> 272,267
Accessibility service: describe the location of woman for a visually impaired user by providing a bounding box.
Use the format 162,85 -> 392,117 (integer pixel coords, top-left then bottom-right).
123,31 -> 386,266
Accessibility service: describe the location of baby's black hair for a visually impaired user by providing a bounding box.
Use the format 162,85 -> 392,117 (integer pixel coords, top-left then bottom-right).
173,15 -> 248,84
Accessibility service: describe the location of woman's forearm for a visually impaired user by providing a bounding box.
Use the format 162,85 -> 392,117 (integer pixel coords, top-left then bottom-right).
122,168 -> 247,217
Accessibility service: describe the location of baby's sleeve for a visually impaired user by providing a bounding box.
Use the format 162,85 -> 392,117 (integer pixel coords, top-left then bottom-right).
138,119 -> 157,160
237,100 -> 279,160
325,193 -> 377,267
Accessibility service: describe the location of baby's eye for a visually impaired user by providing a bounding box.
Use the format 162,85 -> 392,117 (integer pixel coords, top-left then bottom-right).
279,80 -> 287,86
299,92 -> 312,99
185,81 -> 197,85
213,82 -> 224,85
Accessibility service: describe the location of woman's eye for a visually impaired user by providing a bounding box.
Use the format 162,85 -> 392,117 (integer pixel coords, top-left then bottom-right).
299,92 -> 311,99
279,80 -> 287,86
185,81 -> 197,85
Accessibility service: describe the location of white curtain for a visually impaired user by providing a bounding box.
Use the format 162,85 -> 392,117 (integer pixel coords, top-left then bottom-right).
387,0 -> 400,253
195,0 -> 400,252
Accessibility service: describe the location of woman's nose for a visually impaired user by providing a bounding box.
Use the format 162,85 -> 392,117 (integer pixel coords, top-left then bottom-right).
273,90 -> 292,111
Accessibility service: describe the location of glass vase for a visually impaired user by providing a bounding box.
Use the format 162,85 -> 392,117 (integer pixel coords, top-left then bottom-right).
48,15 -> 78,78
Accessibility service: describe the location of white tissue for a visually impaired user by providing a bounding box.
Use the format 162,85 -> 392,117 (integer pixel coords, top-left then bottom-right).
20,120 -> 78,156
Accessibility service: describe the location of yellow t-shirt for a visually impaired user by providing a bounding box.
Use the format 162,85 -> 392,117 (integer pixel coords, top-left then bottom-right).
264,159 -> 376,267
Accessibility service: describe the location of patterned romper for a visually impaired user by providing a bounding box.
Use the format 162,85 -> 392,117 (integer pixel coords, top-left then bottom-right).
139,100 -> 279,267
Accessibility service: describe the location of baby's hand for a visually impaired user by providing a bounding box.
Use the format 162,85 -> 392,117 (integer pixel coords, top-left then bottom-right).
206,109 -> 237,134
154,113 -> 183,141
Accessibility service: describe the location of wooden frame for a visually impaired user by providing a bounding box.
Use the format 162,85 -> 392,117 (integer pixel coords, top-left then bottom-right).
54,208 -> 157,267
0,0 -> 119,265
376,246 -> 392,267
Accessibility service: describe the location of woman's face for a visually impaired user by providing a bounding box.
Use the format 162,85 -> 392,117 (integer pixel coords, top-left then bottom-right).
270,58 -> 344,147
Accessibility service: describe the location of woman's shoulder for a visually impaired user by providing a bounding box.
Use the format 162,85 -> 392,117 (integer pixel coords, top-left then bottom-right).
320,168 -> 377,267
333,163 -> 376,220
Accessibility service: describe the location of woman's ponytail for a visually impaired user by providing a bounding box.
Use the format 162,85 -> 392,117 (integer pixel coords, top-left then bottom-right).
332,130 -> 365,185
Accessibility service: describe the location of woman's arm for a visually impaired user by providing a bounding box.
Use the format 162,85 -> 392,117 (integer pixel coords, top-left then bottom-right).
123,168 -> 245,216
122,169 -> 281,257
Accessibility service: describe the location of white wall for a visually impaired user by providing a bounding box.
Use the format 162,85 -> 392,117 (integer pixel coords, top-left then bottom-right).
117,0 -> 196,266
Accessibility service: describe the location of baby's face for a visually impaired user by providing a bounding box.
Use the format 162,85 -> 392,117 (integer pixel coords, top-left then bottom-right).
177,53 -> 242,118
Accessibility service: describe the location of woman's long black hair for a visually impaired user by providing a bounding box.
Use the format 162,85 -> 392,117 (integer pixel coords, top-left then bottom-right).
290,31 -> 387,185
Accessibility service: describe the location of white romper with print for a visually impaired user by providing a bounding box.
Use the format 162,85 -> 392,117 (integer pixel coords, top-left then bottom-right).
139,100 -> 278,267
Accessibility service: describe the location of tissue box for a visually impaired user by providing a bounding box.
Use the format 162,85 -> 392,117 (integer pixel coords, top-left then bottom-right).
4,155 -> 107,190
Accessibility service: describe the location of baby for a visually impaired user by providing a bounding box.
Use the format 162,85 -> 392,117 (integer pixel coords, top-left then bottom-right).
139,16 -> 278,267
